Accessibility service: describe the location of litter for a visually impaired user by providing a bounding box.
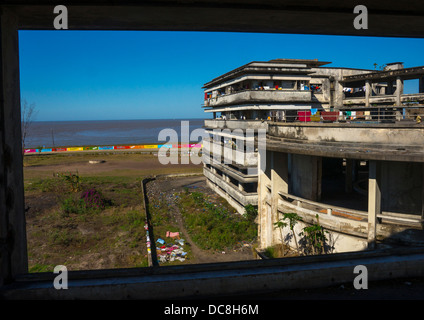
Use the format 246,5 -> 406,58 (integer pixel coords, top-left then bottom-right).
175,239 -> 185,246
166,231 -> 180,239
156,238 -> 165,244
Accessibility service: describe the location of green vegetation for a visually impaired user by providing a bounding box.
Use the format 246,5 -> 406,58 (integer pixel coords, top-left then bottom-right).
25,171 -> 149,272
244,204 -> 258,221
299,214 -> 328,255
273,212 -> 330,257
177,191 -> 257,251
274,212 -> 302,253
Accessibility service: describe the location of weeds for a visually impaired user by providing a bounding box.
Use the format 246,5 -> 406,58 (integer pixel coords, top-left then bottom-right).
177,191 -> 257,251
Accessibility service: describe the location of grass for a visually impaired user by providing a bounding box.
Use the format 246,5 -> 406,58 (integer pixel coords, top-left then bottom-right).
177,191 -> 257,251
25,168 -> 149,272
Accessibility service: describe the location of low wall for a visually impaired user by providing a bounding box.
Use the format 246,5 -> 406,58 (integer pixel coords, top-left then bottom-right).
268,122 -> 424,147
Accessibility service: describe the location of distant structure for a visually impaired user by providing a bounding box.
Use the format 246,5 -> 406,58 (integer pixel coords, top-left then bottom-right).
202,58 -> 424,253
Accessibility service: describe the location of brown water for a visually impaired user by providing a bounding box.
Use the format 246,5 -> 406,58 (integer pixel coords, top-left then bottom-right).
25,118 -> 205,148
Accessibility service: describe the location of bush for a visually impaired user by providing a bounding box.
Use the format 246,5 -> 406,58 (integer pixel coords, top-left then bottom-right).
244,204 -> 258,221
60,197 -> 87,216
80,188 -> 106,210
60,188 -> 108,216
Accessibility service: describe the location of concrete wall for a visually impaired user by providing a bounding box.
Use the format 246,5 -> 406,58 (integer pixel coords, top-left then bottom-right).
381,161 -> 423,215
204,119 -> 268,131
208,90 -> 312,107
268,122 -> 424,148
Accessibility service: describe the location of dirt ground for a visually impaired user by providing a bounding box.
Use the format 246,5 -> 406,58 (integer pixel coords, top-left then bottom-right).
23,152 -> 202,179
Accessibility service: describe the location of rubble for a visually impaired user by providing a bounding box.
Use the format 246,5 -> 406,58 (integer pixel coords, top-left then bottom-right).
156,235 -> 188,264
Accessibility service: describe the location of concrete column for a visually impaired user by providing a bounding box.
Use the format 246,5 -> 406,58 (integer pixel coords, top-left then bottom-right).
271,152 -> 289,245
365,80 -> 371,108
238,182 -> 244,192
345,159 -> 354,193
258,150 -> 272,249
387,80 -> 394,95
291,154 -> 322,202
396,76 -> 403,106
367,161 -> 381,250
419,77 -> 424,93
422,163 -> 424,229
0,9 -> 28,285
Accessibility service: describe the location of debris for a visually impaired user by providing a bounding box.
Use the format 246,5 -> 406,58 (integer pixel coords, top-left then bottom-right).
156,231 -> 187,264
166,231 -> 180,239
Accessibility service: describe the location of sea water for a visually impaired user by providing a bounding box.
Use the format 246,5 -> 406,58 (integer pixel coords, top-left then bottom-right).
24,119 -> 205,148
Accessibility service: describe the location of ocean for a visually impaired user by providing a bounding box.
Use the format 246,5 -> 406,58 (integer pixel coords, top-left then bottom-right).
24,119 -> 205,149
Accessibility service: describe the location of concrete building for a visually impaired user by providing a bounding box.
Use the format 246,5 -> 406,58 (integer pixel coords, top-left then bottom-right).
202,59 -> 424,253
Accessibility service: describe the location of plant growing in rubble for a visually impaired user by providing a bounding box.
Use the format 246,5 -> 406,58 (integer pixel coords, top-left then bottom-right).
299,214 -> 328,255
274,212 -> 302,253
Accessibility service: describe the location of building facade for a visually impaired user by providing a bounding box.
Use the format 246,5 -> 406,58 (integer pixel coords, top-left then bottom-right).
202,58 -> 424,253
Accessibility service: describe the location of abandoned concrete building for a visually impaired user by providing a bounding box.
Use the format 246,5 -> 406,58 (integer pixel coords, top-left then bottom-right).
202,58 -> 424,253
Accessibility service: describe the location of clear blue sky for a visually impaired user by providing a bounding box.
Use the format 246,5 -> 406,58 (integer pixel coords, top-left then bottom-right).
19,30 -> 424,121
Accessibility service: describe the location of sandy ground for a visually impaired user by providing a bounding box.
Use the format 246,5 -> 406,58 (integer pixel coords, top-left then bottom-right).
23,153 -> 203,179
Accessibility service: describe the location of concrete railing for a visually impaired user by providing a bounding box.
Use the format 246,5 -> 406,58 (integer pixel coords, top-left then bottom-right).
206,89 -> 311,107
276,190 -> 423,228
203,167 -> 257,206
343,92 -> 424,105
204,119 -> 268,131
268,122 -> 424,148
202,139 -> 258,167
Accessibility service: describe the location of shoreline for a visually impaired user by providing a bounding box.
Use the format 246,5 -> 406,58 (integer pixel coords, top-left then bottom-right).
23,142 -> 202,155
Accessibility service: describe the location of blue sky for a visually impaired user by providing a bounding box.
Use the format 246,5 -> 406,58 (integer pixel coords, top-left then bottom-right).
19,31 -> 424,121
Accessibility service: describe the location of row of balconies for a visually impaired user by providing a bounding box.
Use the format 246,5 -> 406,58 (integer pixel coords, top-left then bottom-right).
203,88 -> 424,110
203,166 -> 258,206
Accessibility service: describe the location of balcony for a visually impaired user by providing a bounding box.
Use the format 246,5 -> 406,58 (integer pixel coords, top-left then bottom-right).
267,121 -> 424,162
204,119 -> 268,131
205,89 -> 312,108
343,93 -> 424,106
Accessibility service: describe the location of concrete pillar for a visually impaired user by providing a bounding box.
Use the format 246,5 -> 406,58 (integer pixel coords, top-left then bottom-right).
387,80 -> 394,95
365,80 -> 371,108
419,77 -> 424,93
345,159 -> 354,193
395,76 -> 404,106
0,9 -> 28,285
290,154 -> 322,202
367,161 -> 381,250
422,163 -> 424,229
271,152 -> 289,245
238,182 -> 244,192
258,150 -> 272,249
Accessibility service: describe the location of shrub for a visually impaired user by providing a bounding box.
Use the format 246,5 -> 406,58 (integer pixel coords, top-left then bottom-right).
80,188 -> 106,211
60,188 -> 108,216
60,197 -> 86,216
244,204 -> 258,221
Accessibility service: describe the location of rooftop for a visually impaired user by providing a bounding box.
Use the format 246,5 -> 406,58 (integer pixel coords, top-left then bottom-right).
202,59 -> 332,89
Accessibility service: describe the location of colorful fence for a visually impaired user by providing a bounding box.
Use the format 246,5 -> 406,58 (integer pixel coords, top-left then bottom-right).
23,143 -> 202,154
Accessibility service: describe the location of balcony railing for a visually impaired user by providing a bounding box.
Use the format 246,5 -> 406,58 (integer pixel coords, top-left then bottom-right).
204,89 -> 312,107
